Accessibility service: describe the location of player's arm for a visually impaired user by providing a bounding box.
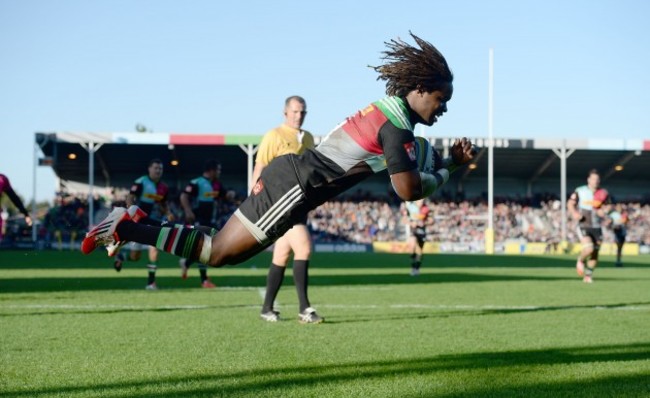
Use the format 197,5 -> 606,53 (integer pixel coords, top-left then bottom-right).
598,193 -> 613,218
180,184 -> 197,224
126,181 -> 142,207
567,192 -> 582,221
603,211 -> 615,227
251,131 -> 276,186
160,201 -> 174,222
4,184 -> 31,226
596,205 -> 609,219
382,128 -> 426,201
126,194 -> 136,207
251,162 -> 266,187
384,132 -> 445,200
386,131 -> 475,200
159,186 -> 174,222
420,138 -> 475,196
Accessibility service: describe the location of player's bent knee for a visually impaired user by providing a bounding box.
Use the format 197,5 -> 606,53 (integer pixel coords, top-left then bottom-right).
272,245 -> 292,265
293,247 -> 312,259
272,255 -> 291,266
207,252 -> 227,268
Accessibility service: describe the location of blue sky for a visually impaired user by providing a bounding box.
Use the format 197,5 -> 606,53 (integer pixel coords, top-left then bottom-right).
1,0 -> 649,202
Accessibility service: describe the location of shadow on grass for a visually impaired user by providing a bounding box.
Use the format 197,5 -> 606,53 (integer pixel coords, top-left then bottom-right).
2,250 -> 649,270
0,275 -> 269,293
1,250 -> 645,294
0,271 -> 579,293
1,342 -> 648,397
327,301 -> 650,324
0,303 -> 254,318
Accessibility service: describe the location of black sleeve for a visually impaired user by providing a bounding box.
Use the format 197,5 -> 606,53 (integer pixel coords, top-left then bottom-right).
129,182 -> 143,197
377,122 -> 418,175
5,187 -> 29,217
182,182 -> 198,199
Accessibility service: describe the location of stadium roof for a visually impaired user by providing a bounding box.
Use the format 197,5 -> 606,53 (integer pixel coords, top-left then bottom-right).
35,132 -> 650,200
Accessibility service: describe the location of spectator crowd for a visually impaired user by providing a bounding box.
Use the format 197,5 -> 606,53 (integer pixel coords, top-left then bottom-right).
308,196 -> 650,247
3,191 -> 650,249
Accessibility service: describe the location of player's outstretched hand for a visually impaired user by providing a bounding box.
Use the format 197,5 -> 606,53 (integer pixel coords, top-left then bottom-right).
451,137 -> 477,166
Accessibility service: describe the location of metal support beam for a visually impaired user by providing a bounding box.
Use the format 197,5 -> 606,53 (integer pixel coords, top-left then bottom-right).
95,152 -> 111,187
528,152 -> 558,184
239,143 -> 258,194
32,133 -> 53,242
602,152 -> 636,181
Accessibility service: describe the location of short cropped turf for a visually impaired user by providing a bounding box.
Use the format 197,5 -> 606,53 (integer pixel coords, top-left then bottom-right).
1,250 -> 649,397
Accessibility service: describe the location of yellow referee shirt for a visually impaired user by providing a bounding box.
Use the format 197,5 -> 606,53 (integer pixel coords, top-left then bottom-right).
255,124 -> 315,167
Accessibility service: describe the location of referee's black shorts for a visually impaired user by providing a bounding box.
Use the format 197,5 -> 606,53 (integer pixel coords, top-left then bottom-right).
235,155 -> 311,245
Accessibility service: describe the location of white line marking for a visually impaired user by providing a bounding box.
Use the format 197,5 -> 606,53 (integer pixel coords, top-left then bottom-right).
1,304 -> 210,310
1,303 -> 648,311
318,304 -> 650,311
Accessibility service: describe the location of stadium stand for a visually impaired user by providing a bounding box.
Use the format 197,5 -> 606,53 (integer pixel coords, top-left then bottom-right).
33,132 -> 650,201
4,132 -> 648,252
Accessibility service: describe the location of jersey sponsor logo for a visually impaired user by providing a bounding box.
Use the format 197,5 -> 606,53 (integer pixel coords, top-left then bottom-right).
143,193 -> 164,201
252,180 -> 264,195
360,105 -> 375,117
202,191 -> 220,198
404,141 -> 416,162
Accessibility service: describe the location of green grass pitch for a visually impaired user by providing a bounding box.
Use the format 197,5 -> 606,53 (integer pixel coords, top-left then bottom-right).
1,249 -> 649,397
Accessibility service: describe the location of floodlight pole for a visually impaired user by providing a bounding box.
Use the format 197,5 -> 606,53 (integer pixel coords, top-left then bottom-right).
82,142 -> 103,227
485,48 -> 495,254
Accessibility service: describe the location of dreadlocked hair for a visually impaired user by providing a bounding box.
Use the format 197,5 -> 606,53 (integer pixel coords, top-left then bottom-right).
371,32 -> 453,97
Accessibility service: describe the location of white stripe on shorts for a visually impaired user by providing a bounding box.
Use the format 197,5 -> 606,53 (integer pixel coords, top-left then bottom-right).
260,189 -> 303,233
257,184 -> 302,232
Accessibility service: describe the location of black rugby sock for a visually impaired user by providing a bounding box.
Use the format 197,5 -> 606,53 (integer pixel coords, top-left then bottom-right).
147,264 -> 157,285
293,260 -> 310,312
199,264 -> 208,282
262,264 -> 286,313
